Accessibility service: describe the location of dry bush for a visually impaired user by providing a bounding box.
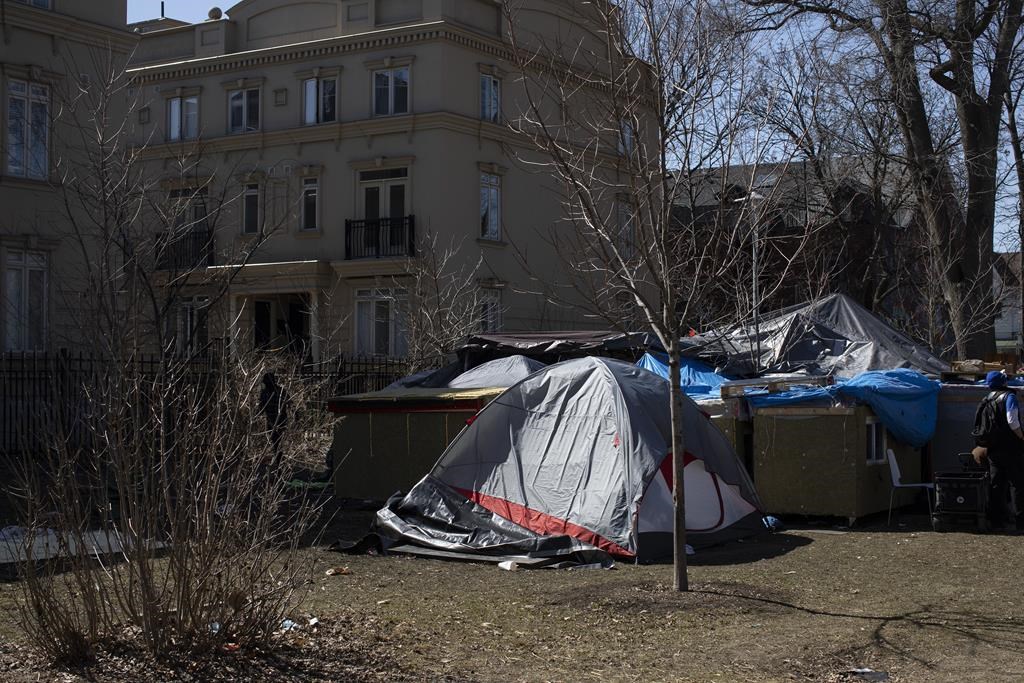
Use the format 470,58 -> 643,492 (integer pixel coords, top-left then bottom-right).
5,351 -> 337,663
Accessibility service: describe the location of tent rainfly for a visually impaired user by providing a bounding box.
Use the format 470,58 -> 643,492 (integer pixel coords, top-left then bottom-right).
374,357 -> 764,564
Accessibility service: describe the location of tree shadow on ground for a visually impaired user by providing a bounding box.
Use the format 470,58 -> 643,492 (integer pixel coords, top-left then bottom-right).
637,531 -> 814,567
694,586 -> 1024,672
687,531 -> 813,566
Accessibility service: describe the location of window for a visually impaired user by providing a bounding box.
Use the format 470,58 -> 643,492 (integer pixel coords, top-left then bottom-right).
866,418 -> 886,464
301,178 -> 319,231
3,251 -> 47,352
480,74 -> 500,123
228,88 -> 260,134
373,67 -> 409,116
12,0 -> 51,8
479,289 -> 502,333
480,173 -> 501,240
354,288 -> 407,357
618,119 -> 635,156
303,77 -> 337,125
172,297 -> 209,357
169,187 -> 208,230
242,183 -> 260,234
6,80 -> 48,180
167,95 -> 199,141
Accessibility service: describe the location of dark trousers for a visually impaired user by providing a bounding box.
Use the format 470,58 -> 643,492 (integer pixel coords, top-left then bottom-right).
988,450 -> 1024,527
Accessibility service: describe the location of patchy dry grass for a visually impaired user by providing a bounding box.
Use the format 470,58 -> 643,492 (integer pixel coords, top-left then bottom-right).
1,509 -> 1023,682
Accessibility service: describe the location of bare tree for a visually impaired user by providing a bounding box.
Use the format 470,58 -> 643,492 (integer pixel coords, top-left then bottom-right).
389,233 -> 486,373
3,49 -> 334,662
744,0 -> 1024,360
503,0 -> 814,590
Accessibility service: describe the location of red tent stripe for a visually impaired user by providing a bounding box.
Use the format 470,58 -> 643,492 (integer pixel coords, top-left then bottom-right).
659,451 -> 698,490
454,487 -> 635,558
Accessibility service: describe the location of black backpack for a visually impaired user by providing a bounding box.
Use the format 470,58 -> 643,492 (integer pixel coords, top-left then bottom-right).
973,391 -> 1010,447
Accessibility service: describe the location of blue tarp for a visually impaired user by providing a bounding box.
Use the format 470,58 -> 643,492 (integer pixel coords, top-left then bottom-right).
636,352 -> 731,399
747,369 -> 940,447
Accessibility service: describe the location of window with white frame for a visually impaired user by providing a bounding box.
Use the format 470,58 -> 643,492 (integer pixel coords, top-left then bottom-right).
3,250 -> 47,352
480,74 -> 500,123
301,178 -> 319,231
373,67 -> 409,116
866,417 -> 886,464
303,77 -> 337,125
242,183 -> 260,234
6,79 -> 49,180
478,289 -> 502,333
228,87 -> 260,134
172,296 -> 209,357
167,95 -> 199,141
480,172 -> 501,240
354,288 -> 407,357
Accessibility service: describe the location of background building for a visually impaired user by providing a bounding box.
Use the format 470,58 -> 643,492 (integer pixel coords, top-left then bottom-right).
0,0 -> 136,353
127,0 -> 610,364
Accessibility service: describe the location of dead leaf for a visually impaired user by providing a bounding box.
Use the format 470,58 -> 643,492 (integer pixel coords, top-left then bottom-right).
326,566 -> 351,576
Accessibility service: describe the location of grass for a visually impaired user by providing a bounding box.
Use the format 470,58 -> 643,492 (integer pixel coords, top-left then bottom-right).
1,509 -> 1023,681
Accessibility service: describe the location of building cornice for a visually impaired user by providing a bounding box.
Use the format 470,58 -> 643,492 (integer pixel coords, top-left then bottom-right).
3,4 -> 138,52
128,22 -> 510,83
137,111 -> 624,167
138,111 -> 517,160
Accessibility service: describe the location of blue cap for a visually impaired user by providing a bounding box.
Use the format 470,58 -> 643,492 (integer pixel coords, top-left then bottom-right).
986,370 -> 1008,389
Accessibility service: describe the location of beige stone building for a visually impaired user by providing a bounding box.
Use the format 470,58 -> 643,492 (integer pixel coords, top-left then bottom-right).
0,0 -> 136,353
126,0 -> 617,364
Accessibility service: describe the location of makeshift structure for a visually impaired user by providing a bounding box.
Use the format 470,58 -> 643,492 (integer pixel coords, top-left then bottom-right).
640,363 -> 941,521
636,352 -> 731,401
373,357 -> 763,563
686,294 -> 949,378
328,387 -> 504,501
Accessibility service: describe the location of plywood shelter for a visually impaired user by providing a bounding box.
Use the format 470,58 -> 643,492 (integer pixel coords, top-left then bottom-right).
329,387 -> 503,501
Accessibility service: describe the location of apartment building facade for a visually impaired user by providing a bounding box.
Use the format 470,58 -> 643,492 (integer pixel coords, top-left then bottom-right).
0,0 -> 136,353
127,0 -> 611,363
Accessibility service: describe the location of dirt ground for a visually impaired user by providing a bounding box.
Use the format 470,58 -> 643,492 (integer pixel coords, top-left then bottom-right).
1,507 -> 1022,682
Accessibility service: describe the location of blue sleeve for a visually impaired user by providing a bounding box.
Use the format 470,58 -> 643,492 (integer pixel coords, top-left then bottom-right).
1007,393 -> 1021,431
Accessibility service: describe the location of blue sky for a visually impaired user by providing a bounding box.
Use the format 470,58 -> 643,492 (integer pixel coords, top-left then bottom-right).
128,0 -> 218,24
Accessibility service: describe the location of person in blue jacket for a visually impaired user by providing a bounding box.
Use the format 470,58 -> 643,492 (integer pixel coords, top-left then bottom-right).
974,371 -> 1024,531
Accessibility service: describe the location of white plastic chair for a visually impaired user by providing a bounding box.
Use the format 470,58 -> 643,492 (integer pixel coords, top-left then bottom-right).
887,448 -> 934,526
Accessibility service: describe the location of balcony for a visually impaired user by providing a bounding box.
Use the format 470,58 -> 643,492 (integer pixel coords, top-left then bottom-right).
155,228 -> 216,271
344,216 -> 416,260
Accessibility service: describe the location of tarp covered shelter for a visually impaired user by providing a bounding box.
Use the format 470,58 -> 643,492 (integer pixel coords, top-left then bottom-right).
746,368 -> 941,448
686,294 -> 948,378
461,331 -> 663,358
636,352 -> 732,401
374,357 -> 763,564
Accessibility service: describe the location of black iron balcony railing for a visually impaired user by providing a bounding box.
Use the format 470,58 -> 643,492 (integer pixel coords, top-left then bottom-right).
344,215 -> 416,260
156,227 -> 215,270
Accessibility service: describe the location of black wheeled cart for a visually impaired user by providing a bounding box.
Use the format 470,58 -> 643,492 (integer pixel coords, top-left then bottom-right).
931,454 -> 990,532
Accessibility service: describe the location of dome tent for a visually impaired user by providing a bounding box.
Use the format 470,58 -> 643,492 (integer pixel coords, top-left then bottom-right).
446,355 -> 547,389
374,357 -> 763,563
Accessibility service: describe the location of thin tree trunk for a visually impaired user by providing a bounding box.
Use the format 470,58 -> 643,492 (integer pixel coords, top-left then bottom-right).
668,342 -> 688,592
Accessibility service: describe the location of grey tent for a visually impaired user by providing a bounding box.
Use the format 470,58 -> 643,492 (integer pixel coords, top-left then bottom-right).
686,293 -> 948,378
374,357 -> 763,563
446,355 -> 547,389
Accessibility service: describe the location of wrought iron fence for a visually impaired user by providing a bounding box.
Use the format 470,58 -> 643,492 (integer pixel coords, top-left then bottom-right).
155,227 -> 216,270
0,352 -> 412,455
344,216 -> 416,260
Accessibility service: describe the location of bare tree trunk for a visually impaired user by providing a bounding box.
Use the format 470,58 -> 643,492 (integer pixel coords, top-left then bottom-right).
667,341 -> 688,592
